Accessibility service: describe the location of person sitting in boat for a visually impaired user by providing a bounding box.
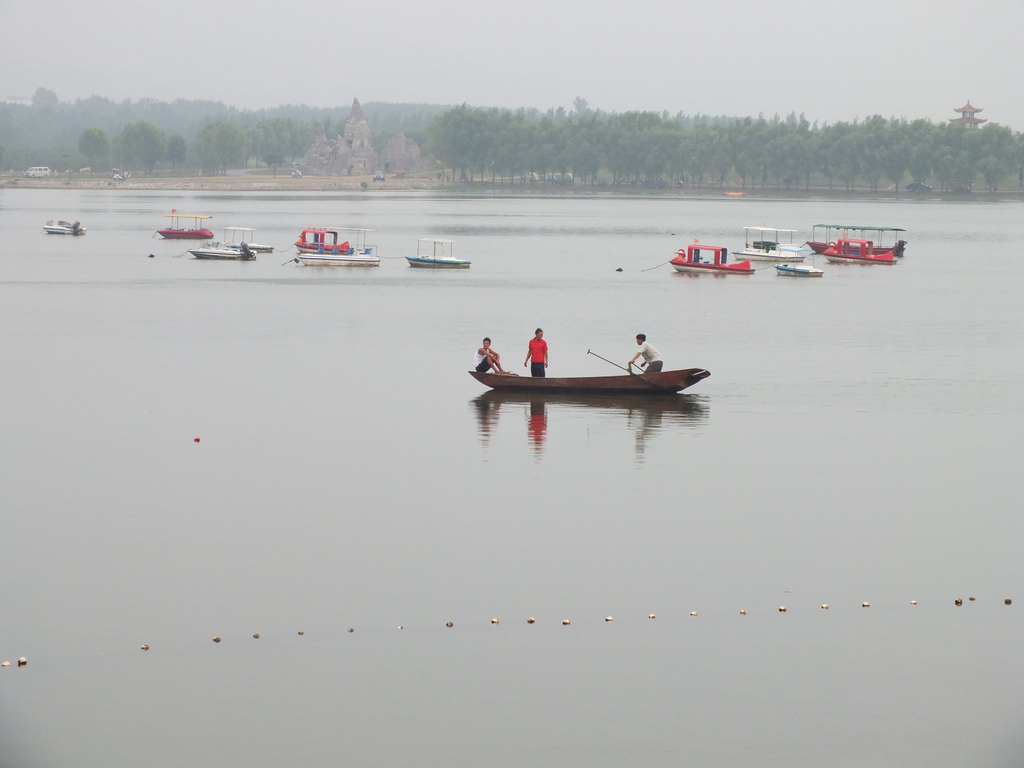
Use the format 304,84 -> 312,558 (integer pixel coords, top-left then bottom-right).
628,334 -> 663,373
474,337 -> 505,374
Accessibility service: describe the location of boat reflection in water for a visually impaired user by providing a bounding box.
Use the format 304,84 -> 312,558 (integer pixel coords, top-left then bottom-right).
472,390 -> 708,459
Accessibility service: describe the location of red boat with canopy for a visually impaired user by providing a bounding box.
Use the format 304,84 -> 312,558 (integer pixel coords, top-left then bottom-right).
670,243 -> 753,275
157,211 -> 214,239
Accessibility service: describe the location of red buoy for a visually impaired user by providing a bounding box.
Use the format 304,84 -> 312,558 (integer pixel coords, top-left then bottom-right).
194,438 -> 200,443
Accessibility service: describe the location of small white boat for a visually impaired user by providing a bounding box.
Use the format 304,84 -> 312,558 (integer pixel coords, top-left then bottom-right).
774,262 -> 823,278
189,242 -> 257,260
295,228 -> 380,267
406,238 -> 470,268
189,227 -> 273,259
737,227 -> 805,262
44,220 -> 85,235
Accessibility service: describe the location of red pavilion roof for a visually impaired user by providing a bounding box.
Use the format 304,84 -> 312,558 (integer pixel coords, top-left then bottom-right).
954,102 -> 983,114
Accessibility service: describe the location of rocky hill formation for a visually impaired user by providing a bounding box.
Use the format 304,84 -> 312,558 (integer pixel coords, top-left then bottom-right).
297,98 -> 434,176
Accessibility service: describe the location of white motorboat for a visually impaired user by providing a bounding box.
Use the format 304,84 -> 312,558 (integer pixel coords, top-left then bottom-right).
44,220 -> 85,235
405,238 -> 470,268
189,242 -> 257,260
737,227 -> 806,262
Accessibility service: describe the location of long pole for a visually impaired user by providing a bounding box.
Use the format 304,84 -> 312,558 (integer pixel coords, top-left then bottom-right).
587,349 -> 633,374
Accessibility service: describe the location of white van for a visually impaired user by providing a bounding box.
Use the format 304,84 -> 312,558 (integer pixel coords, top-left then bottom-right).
23,167 -> 52,177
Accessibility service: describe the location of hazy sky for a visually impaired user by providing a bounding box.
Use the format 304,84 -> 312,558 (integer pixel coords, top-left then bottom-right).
2,0 -> 1021,127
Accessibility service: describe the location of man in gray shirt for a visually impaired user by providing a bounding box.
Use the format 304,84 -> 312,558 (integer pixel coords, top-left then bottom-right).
628,333 -> 663,373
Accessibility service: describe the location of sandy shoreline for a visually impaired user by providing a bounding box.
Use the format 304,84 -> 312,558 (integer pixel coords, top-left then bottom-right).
2,173 -> 1022,199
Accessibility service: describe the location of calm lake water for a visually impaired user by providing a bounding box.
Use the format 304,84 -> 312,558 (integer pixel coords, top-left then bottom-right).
0,189 -> 1022,767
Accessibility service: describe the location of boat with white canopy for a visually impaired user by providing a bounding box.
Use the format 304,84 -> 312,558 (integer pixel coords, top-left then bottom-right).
737,226 -> 807,263
405,238 -> 470,268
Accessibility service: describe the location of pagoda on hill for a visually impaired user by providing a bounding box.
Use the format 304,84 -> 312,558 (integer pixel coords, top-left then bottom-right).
950,102 -> 987,127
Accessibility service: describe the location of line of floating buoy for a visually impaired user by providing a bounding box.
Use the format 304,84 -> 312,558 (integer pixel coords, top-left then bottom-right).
120,598 -> 1016,651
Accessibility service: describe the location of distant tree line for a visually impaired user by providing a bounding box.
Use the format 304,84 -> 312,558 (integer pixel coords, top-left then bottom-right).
0,88 -> 449,173
427,105 -> 1024,192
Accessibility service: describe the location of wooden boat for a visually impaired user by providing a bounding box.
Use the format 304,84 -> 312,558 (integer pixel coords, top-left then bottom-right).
823,237 -> 897,265
44,220 -> 85,235
775,263 -> 823,277
807,225 -> 906,257
470,368 -> 710,394
737,226 -> 806,262
158,212 -> 214,239
406,238 -> 470,268
670,243 -> 753,275
295,227 -> 379,266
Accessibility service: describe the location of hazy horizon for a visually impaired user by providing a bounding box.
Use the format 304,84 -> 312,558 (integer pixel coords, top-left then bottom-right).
1,0 -> 1020,129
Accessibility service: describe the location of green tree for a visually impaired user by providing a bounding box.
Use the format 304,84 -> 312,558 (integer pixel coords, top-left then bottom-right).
78,127 -> 109,169
166,135 -> 187,169
194,122 -> 247,174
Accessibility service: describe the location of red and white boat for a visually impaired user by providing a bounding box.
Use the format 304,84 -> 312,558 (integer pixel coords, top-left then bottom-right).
808,225 -> 906,257
823,238 -> 897,265
294,227 -> 379,266
670,243 -> 754,275
157,211 -> 214,239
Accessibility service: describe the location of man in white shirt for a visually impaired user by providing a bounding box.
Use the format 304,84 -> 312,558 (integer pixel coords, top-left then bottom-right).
474,337 -> 505,374
628,333 -> 663,373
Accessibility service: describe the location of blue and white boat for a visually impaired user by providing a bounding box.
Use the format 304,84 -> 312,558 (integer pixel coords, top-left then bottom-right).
774,262 -> 823,277
406,238 -> 470,269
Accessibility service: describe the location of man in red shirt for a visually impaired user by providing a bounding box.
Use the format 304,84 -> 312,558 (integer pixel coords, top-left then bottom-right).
523,328 -> 549,377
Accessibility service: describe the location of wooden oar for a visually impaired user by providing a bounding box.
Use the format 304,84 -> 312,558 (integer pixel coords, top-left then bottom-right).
587,349 -> 670,391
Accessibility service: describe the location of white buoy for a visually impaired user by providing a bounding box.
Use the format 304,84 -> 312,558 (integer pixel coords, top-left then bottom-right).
446,622 -> 453,628
862,602 -> 870,608
347,628 -> 354,633
605,616 -> 613,622
740,609 -> 747,615
527,617 -> 535,624
821,604 -> 829,610
17,658 -> 26,667
212,637 -> 221,643
779,606 -> 787,613
969,597 -> 976,601
297,630 -> 305,635
911,600 -> 918,605
955,598 -> 963,606
491,618 -> 499,624
648,614 -> 656,619
252,634 -> 260,639
562,620 -> 570,625
1,661 -> 8,668
397,625 -> 403,630
140,645 -> 150,651
690,612 -> 698,617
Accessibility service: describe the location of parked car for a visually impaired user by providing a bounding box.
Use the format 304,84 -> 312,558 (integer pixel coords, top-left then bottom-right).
905,181 -> 932,192
372,171 -> 385,181
23,166 -> 52,178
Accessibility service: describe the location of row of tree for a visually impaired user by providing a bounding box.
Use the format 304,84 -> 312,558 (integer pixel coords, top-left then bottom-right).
71,118 -> 320,175
1,88 -> 445,171
426,107 -> 1024,192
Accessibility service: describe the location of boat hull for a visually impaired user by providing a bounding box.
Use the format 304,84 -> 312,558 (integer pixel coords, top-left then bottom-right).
190,249 -> 256,260
296,254 -> 380,267
670,261 -> 753,275
805,240 -> 829,254
470,368 -> 710,395
824,253 -> 895,265
406,256 -> 471,268
159,229 -> 214,239
44,226 -> 86,235
775,264 -> 823,277
738,250 -> 806,263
